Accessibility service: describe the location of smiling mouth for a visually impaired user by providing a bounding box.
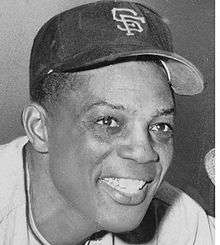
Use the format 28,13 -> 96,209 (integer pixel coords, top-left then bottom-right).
98,177 -> 154,205
100,178 -> 151,194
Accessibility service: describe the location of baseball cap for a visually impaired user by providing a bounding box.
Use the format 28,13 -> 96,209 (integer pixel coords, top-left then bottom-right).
30,0 -> 204,95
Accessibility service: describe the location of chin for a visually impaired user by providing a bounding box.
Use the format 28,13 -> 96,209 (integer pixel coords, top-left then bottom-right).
96,199 -> 151,233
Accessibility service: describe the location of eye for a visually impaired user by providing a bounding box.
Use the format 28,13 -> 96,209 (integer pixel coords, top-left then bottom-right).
96,116 -> 120,128
149,123 -> 173,140
150,123 -> 172,133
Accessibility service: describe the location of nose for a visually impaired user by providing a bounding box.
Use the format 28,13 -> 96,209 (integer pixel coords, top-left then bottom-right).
116,126 -> 159,164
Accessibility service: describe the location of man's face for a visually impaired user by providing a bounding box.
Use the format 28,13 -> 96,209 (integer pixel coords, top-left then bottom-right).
47,61 -> 174,232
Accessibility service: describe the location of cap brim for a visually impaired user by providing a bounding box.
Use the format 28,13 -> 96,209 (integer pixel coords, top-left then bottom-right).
53,46 -> 204,96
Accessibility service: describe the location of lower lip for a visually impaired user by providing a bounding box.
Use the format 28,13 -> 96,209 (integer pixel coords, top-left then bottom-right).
98,179 -> 152,206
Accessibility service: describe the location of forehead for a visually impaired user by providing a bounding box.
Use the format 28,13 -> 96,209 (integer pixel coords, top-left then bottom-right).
63,61 -> 174,118
74,61 -> 174,113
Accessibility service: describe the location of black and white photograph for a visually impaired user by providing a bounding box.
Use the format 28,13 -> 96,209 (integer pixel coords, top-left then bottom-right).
0,0 -> 215,244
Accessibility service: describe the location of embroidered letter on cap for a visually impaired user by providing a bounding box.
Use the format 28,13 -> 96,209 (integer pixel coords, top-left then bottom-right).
112,8 -> 146,36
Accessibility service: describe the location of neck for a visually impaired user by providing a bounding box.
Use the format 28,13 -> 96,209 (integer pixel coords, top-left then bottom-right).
24,143 -> 99,245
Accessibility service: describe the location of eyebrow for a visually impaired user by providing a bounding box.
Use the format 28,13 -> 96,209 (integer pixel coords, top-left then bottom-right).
82,100 -> 126,113
81,100 -> 174,117
152,108 -> 175,118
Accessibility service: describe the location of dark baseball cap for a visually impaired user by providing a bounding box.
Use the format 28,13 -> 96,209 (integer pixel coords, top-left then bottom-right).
30,0 -> 204,95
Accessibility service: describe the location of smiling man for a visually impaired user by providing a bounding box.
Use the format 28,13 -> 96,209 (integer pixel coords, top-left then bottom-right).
0,1 -> 214,245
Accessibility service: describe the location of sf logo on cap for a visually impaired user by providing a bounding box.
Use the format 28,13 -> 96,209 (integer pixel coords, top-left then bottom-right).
112,8 -> 146,36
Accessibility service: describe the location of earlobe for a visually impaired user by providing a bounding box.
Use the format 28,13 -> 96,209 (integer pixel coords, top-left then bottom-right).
22,103 -> 48,153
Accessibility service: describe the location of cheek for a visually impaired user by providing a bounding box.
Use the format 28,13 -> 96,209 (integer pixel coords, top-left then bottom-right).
48,120 -> 114,185
71,126 -> 115,168
154,139 -> 173,175
48,123 -> 119,219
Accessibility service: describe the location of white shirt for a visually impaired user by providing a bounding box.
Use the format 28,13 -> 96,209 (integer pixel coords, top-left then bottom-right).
0,137 -> 215,245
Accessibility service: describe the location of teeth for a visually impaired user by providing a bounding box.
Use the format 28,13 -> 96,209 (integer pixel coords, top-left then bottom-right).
100,178 -> 146,194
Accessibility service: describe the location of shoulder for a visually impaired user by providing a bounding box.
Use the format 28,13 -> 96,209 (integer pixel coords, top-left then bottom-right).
156,181 -> 212,220
0,136 -> 28,181
0,137 -> 28,221
154,181 -> 215,244
0,136 -> 28,164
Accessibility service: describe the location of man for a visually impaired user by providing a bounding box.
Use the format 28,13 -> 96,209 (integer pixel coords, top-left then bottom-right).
0,1 -> 214,244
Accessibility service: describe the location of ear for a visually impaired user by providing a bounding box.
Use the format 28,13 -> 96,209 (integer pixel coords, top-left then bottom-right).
22,103 -> 49,153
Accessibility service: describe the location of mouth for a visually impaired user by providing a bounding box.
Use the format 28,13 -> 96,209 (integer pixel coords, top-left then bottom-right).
98,177 -> 154,206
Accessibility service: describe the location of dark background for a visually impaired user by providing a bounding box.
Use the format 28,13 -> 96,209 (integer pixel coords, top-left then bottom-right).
0,0 -> 215,216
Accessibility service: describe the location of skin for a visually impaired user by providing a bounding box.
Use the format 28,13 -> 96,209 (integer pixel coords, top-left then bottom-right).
23,60 -> 174,245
